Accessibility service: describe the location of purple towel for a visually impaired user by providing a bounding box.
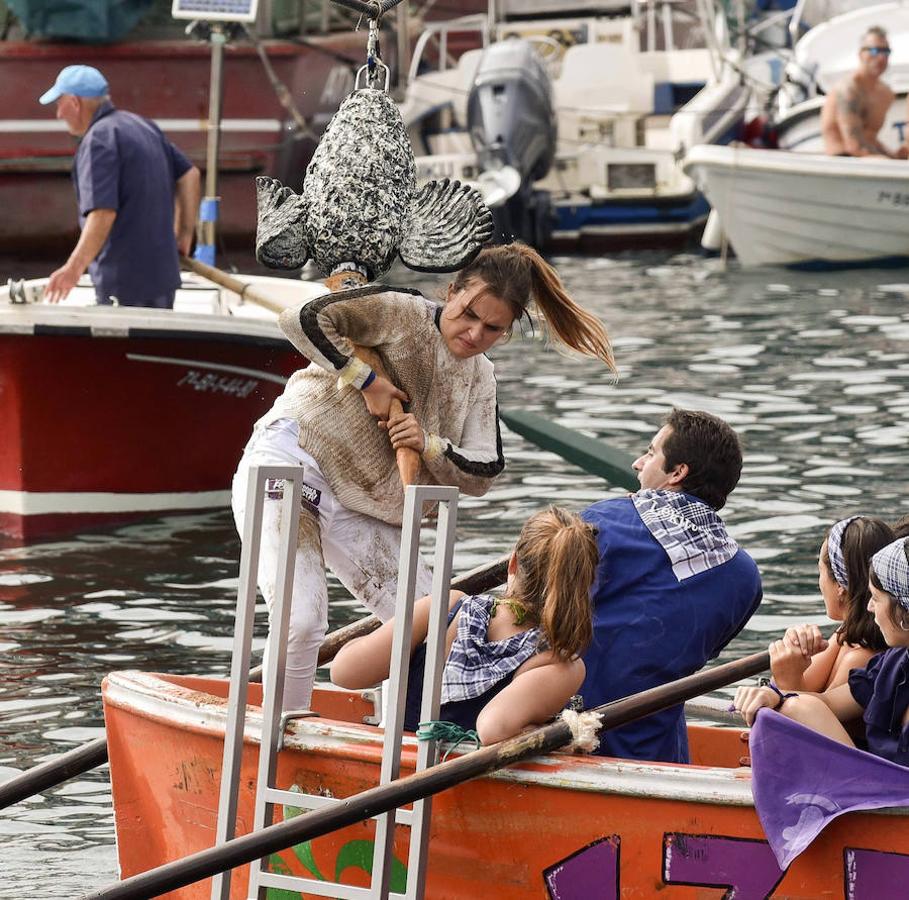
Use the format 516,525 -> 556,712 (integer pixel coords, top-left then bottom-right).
750,710 -> 909,868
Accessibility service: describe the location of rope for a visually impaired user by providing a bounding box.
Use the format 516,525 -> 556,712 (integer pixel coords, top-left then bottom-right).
416,720 -> 481,761
560,709 -> 602,753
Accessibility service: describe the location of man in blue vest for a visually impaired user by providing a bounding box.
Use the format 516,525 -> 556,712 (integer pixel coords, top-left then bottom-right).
39,64 -> 201,308
581,408 -> 762,763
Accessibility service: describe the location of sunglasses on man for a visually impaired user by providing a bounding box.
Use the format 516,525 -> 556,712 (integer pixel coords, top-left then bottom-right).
862,46 -> 892,56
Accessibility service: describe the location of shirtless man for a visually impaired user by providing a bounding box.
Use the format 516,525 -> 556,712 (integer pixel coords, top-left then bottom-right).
821,26 -> 906,158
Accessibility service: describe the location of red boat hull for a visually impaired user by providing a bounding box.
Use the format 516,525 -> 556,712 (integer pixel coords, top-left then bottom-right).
0,301 -> 305,541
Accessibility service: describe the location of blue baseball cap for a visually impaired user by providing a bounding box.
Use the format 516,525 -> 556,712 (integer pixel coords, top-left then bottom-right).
39,65 -> 109,105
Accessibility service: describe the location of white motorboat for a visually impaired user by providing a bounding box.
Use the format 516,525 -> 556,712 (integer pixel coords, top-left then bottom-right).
682,143 -> 909,268
400,1 -> 745,250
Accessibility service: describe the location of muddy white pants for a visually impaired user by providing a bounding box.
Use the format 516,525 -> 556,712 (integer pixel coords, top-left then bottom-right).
231,418 -> 432,711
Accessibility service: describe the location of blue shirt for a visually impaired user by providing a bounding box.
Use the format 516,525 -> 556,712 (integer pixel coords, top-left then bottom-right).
848,647 -> 909,766
74,102 -> 192,307
580,495 -> 762,763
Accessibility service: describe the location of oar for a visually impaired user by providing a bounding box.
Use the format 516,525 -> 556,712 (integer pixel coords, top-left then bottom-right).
0,556 -> 507,808
81,650 -> 769,900
499,409 -> 639,491
0,737 -> 108,811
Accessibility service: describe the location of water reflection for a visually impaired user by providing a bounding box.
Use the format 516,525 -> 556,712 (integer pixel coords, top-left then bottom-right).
3,251 -> 909,893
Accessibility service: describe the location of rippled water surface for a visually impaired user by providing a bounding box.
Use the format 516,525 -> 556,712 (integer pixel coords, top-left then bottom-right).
3,252 -> 909,895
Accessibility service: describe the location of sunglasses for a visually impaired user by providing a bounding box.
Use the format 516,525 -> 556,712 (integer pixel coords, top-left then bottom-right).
862,46 -> 892,56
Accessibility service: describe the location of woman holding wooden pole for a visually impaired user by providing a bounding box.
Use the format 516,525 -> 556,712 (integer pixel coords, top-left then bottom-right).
231,242 -> 615,712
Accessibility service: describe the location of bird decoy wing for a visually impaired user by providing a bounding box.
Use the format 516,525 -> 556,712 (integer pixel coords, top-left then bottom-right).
255,176 -> 311,270
398,179 -> 494,273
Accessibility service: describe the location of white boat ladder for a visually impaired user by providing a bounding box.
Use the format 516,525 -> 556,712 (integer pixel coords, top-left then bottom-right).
211,463 -> 460,900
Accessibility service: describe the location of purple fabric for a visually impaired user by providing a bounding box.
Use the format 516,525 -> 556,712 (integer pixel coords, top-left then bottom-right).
750,709 -> 909,869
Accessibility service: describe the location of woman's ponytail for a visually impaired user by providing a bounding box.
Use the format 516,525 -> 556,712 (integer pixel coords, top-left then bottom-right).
510,506 -> 597,659
452,242 -> 616,373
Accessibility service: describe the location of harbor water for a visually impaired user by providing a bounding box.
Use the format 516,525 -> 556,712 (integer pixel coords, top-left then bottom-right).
3,250 -> 909,896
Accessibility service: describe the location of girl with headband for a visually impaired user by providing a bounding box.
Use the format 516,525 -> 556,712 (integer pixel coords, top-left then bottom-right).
733,537 -> 909,766
770,516 -> 893,693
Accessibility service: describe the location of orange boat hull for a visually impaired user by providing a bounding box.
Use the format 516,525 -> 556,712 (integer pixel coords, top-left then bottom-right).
102,671 -> 909,898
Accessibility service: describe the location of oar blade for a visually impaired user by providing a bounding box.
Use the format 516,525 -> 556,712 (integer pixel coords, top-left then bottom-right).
500,409 -> 639,491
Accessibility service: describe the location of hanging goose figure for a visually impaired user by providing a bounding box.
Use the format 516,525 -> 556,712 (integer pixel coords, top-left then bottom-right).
255,17 -> 493,281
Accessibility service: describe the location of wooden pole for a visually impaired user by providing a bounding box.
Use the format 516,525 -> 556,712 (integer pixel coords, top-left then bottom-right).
0,737 -> 107,811
81,651 -> 769,900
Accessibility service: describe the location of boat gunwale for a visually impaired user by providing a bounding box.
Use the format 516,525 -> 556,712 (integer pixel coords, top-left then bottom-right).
103,669 -> 769,808
683,144 -> 909,181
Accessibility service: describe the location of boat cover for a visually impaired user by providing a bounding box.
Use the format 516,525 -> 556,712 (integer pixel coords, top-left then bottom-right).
7,0 -> 154,41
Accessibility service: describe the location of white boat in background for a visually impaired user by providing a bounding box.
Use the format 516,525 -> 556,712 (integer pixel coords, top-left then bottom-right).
0,273 -> 324,542
400,1 -> 746,250
682,144 -> 909,268
775,1 -> 909,151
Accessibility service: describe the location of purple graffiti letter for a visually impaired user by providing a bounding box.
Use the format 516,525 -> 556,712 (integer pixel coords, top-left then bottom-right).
663,833 -> 785,900
845,847 -> 909,899
544,835 -> 619,900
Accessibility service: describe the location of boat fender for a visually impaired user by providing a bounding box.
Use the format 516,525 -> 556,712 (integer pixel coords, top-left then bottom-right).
701,209 -> 724,253
560,709 -> 602,753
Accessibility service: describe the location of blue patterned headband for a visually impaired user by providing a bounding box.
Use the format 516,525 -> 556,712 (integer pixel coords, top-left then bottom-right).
872,539 -> 909,611
826,516 -> 859,590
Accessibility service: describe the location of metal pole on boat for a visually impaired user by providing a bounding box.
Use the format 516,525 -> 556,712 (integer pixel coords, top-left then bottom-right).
195,23 -> 226,267
81,651 -> 772,900
396,1 -> 409,93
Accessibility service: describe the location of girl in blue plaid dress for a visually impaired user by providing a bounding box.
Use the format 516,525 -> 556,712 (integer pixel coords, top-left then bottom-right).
331,506 -> 598,745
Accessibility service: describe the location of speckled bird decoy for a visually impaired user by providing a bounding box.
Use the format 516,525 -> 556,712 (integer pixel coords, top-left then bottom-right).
255,88 -> 494,280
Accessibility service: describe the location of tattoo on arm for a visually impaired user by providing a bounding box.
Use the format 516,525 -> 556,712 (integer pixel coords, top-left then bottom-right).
837,86 -> 879,154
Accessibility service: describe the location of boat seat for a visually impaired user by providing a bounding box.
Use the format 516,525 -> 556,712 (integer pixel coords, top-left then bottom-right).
173,287 -> 221,315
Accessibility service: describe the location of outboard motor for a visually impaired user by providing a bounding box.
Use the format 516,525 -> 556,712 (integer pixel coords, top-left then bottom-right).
466,38 -> 557,246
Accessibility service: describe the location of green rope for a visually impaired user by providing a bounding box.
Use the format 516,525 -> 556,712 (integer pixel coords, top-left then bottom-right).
416,720 -> 481,761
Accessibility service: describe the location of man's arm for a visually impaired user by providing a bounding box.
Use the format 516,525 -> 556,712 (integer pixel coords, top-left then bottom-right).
174,166 -> 201,257
46,208 -> 117,303
836,83 -> 894,157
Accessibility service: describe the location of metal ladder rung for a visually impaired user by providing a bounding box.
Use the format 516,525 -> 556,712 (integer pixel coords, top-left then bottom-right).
262,788 -> 414,824
263,787 -> 337,809
257,872 -> 377,899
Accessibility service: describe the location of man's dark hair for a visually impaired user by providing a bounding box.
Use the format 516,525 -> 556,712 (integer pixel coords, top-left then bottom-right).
661,408 -> 743,511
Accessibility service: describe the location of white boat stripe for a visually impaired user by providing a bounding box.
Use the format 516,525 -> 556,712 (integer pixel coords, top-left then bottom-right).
126,353 -> 289,385
0,489 -> 229,516
0,118 -> 283,134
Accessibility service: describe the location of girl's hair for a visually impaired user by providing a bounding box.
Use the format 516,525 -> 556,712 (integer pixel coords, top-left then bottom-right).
452,242 -> 616,373
823,517 -> 893,651
893,515 -> 909,539
507,506 -> 597,659
869,538 -> 909,632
